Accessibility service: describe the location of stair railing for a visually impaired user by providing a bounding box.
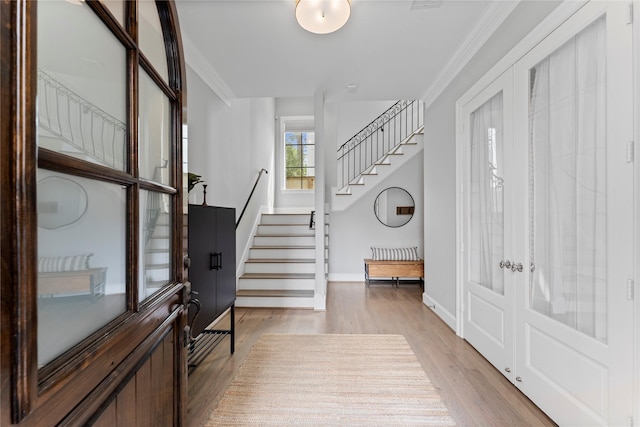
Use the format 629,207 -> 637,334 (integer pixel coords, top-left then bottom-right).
236,168 -> 268,229
37,70 -> 126,170
336,100 -> 423,191
144,161 -> 168,244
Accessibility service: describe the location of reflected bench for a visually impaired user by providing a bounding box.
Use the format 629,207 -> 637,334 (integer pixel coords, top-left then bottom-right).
38,267 -> 107,302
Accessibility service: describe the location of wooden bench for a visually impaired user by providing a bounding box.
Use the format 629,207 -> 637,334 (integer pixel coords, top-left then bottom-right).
364,259 -> 424,288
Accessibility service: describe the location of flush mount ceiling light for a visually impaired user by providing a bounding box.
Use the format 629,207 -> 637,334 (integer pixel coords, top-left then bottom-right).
296,0 -> 351,34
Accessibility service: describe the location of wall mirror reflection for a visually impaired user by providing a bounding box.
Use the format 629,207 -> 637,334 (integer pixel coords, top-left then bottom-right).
374,187 -> 415,227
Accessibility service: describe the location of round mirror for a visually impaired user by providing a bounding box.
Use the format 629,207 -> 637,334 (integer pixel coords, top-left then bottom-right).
374,187 -> 414,228
37,176 -> 88,229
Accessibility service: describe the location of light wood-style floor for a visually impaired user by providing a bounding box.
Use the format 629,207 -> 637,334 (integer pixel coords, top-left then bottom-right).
187,282 -> 557,426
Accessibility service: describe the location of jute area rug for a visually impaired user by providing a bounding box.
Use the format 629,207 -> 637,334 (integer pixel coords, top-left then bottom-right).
204,334 -> 456,426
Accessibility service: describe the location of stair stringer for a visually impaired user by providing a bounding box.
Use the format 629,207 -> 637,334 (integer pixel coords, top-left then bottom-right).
331,133 -> 424,212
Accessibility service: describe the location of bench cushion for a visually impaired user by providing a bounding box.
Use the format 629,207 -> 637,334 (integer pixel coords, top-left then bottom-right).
371,247 -> 419,261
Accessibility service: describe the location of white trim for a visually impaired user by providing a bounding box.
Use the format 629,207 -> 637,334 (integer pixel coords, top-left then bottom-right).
634,1 -> 640,423
421,0 -> 520,108
454,101 -> 465,337
456,0 -> 588,108
182,33 -> 234,107
422,293 -> 456,332
328,273 -> 365,282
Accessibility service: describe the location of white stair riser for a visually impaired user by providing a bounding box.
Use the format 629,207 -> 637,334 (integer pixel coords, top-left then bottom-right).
332,134 -> 424,212
145,268 -> 169,282
257,224 -> 314,236
154,215 -> 170,226
254,235 -> 315,246
244,262 -> 315,274
145,251 -> 169,265
235,296 -> 314,309
147,237 -> 170,250
260,214 -> 311,225
249,247 -> 315,259
238,278 -> 315,291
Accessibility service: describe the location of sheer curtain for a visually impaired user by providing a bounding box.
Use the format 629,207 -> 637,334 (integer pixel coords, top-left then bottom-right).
469,92 -> 504,295
529,17 -> 606,341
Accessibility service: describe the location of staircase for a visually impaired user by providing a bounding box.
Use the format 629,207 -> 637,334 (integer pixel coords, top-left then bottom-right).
332,100 -> 424,211
142,211 -> 171,299
332,128 -> 424,211
236,212 -> 316,308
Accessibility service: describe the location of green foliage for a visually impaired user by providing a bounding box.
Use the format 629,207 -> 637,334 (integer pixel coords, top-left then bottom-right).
188,172 -> 204,192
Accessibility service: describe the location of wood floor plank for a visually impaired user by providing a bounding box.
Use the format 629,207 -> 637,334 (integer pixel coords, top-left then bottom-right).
187,282 -> 557,427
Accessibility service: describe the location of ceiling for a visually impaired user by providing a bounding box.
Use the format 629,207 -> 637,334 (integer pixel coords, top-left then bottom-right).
175,0 -> 507,102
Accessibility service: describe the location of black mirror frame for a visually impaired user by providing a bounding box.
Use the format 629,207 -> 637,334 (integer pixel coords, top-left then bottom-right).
373,186 -> 415,228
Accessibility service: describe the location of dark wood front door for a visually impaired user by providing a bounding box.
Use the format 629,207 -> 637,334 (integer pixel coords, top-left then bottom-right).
1,1 -> 188,425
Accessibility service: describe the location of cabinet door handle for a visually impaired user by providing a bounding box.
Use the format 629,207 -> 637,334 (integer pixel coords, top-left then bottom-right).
210,252 -> 222,270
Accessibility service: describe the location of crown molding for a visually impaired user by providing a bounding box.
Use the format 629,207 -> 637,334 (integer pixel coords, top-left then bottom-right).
455,0 -> 587,109
182,33 -> 235,107
421,0 -> 520,108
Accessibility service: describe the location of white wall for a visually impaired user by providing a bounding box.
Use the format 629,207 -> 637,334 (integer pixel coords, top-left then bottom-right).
186,65 -> 275,266
326,99 -> 422,281
423,1 -> 561,319
329,153 -> 424,281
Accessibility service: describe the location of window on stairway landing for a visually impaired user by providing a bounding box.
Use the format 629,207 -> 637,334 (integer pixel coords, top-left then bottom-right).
285,131 -> 315,190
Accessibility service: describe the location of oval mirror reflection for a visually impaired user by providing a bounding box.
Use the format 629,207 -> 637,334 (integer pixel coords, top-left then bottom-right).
374,187 -> 414,228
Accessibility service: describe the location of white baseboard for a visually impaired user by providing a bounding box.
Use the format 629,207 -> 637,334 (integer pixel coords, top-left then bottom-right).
328,273 -> 364,282
314,292 -> 326,311
422,293 -> 456,332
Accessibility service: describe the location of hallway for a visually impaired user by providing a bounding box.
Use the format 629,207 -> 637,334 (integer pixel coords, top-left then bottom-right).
188,282 -> 556,426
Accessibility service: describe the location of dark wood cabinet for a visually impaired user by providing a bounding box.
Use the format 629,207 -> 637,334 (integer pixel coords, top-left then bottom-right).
188,205 -> 236,337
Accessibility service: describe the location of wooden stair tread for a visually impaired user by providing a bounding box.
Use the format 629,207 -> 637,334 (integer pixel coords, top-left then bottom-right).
245,258 -> 315,263
236,289 -> 314,298
251,245 -> 315,249
240,272 -> 315,279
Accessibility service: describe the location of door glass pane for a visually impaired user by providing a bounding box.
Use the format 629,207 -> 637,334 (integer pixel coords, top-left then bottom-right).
139,69 -> 171,185
37,0 -> 127,170
469,92 -> 504,295
139,0 -> 169,82
139,190 -> 171,301
528,17 -> 606,342
100,0 -> 125,26
37,170 -> 127,367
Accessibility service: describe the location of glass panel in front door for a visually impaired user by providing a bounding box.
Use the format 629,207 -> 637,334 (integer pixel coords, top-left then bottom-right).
37,0 -> 127,171
469,92 -> 505,295
37,170 -> 127,367
528,17 -> 606,342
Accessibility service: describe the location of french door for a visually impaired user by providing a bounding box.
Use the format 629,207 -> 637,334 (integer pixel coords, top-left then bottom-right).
460,70 -> 516,382
460,2 -> 634,425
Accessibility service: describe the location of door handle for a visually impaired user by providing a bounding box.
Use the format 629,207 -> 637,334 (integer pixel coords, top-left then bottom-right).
210,252 -> 222,270
499,260 -> 512,269
511,262 -> 523,273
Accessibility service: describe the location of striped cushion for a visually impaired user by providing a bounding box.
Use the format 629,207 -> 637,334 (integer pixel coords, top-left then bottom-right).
38,253 -> 93,273
371,247 -> 419,261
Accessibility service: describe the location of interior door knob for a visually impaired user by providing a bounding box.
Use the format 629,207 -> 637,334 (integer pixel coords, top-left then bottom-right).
499,260 -> 512,269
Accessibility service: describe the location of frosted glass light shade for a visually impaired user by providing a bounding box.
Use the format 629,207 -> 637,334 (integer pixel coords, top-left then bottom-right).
296,0 -> 351,34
